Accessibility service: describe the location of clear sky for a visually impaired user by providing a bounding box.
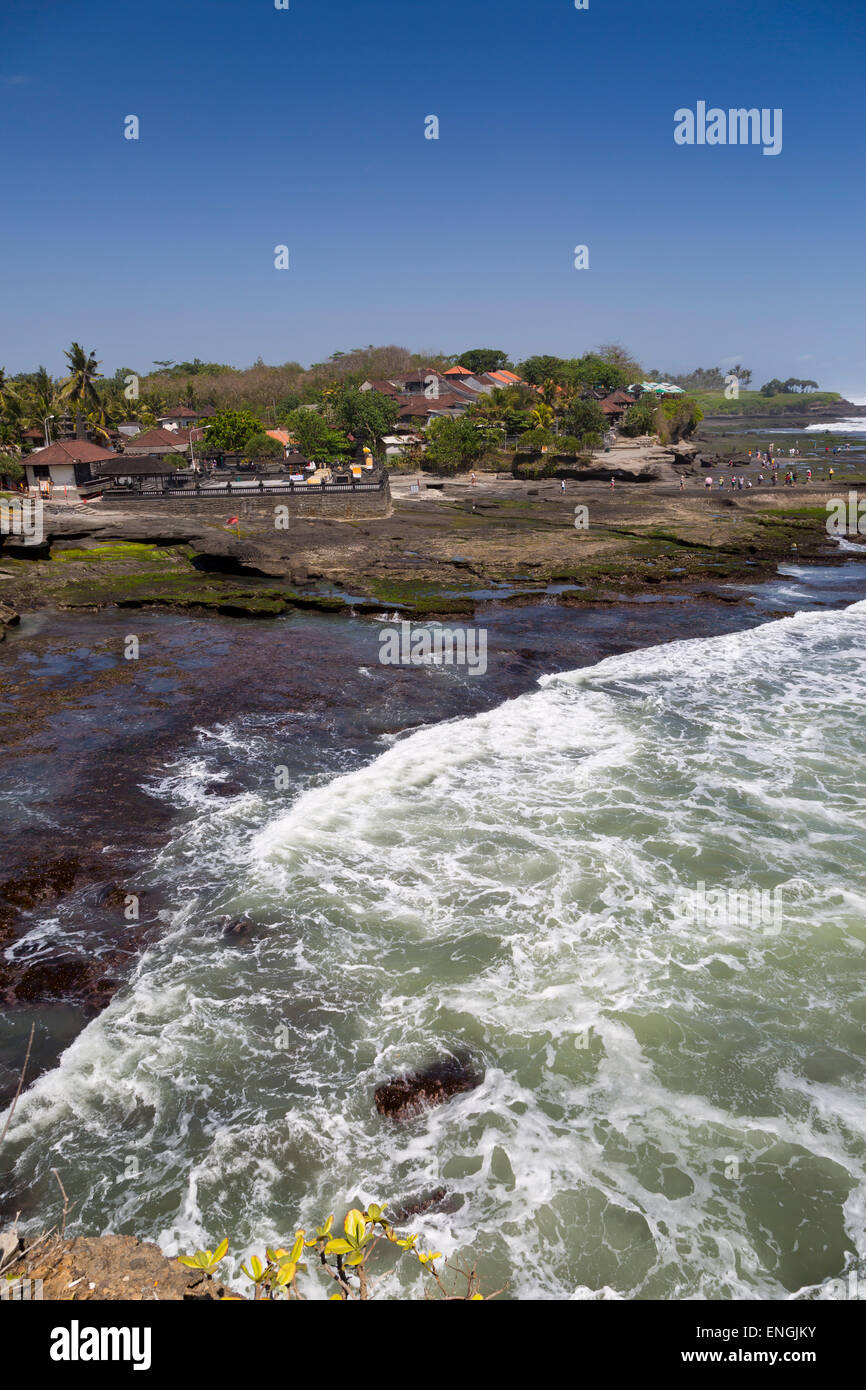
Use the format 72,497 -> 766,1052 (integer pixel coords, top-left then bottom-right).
2,0 -> 865,396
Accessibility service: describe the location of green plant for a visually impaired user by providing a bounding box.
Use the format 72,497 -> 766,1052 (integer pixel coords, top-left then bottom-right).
177,1237 -> 229,1275
179,1203 -> 502,1302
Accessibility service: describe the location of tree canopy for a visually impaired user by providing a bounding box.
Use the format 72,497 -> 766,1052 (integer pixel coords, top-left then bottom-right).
456,348 -> 511,375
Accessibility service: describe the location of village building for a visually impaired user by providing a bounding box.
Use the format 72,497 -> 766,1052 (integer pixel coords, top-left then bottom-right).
123,427 -> 191,457
22,439 -> 118,492
156,405 -> 216,430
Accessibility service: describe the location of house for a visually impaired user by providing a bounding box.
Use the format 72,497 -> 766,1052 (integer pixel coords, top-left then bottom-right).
123,427 -> 191,457
156,405 -> 216,430
23,439 -> 118,492
359,379 -> 403,397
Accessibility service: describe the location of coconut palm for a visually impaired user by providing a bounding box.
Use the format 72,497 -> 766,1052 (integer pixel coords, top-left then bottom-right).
59,342 -> 103,412
529,403 -> 555,431
0,368 -> 20,420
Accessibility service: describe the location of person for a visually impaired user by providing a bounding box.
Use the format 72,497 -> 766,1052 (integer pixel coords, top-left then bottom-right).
610,476 -> 615,489
560,479 -> 565,492
679,476 -> 685,491
470,471 -> 477,486
806,469 -> 812,483
758,474 -> 764,484
705,474 -> 713,489
829,467 -> 835,480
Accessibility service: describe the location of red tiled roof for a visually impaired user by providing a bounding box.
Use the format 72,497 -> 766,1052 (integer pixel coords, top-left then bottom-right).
125,427 -> 191,449
444,365 -> 472,376
158,406 -> 198,418
364,380 -> 402,395
27,439 -> 118,464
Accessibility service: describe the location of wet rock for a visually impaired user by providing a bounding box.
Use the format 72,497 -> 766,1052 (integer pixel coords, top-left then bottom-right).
0,601 -> 20,626
212,915 -> 258,942
97,883 -> 152,914
374,1056 -> 483,1122
390,1187 -> 458,1222
204,781 -> 245,798
5,956 -> 121,1013
0,858 -> 82,910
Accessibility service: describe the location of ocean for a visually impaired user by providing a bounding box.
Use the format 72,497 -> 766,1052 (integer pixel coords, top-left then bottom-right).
1,573 -> 865,1299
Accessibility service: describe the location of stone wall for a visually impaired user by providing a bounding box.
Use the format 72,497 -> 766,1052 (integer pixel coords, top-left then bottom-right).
106,481 -> 392,523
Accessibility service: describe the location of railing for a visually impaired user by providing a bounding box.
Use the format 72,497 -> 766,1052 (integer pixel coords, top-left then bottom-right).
101,475 -> 388,498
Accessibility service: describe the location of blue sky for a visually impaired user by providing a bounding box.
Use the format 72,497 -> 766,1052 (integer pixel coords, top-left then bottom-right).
2,0 -> 865,396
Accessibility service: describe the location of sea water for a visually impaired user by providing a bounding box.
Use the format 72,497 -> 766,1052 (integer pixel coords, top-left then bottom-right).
2,600 -> 866,1299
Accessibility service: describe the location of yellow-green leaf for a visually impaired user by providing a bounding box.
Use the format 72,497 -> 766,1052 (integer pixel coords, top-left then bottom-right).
344,1208 -> 366,1244
213,1237 -> 229,1264
275,1262 -> 297,1286
289,1231 -> 305,1264
324,1237 -> 353,1255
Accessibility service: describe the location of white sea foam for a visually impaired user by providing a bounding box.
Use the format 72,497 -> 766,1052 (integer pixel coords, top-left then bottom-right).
4,602 -> 866,1299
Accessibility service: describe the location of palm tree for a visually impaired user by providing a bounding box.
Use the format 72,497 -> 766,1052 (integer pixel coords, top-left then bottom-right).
0,368 -> 19,420
59,342 -> 103,413
529,403 -> 555,431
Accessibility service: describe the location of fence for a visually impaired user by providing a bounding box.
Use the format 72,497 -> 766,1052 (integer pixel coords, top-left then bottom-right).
98,475 -> 389,499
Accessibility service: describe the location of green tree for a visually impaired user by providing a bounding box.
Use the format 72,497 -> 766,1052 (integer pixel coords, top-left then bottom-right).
243,431 -> 283,459
518,355 -> 570,385
516,426 -> 557,452
569,355 -> 628,392
325,386 -> 398,450
621,396 -> 660,437
761,379 -> 786,396
595,343 -> 643,381
202,408 -> 266,452
457,348 -> 510,375
59,343 -> 103,412
563,397 -> 607,439
657,397 -> 703,443
423,416 -> 484,473
282,409 -> 350,463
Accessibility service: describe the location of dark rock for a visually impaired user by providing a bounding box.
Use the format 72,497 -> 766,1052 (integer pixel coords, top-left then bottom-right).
0,858 -> 81,910
204,781 -> 245,797
374,1056 -> 483,1122
390,1187 -> 458,1222
0,601 -> 20,626
214,916 -> 258,942
9,957 -> 120,1010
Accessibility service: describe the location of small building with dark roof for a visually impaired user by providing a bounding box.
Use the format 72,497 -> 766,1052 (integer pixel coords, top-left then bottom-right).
23,439 -> 118,491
